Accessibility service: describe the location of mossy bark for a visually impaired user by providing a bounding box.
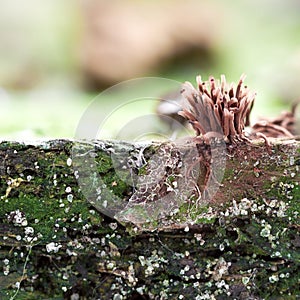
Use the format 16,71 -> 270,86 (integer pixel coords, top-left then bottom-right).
0,139 -> 299,300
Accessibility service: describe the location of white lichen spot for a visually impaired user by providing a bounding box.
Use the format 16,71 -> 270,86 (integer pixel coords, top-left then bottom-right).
270,265 -> 277,272
242,276 -> 250,285
82,224 -> 91,231
109,223 -> 118,231
66,249 -> 77,257
99,250 -> 106,258
139,252 -> 167,277
211,257 -> 231,281
107,261 -> 115,270
260,223 -> 272,238
46,242 -> 62,253
145,265 -> 155,276
24,227 -> 34,235
268,200 -> 277,208
67,157 -> 72,166
184,266 -> 191,276
163,279 -> 169,287
25,236 -> 37,243
67,194 -> 73,202
74,170 -> 79,179
166,184 -> 174,192
113,294 -> 123,300
276,207 -> 286,218
92,238 -> 100,244
169,208 -> 179,216
136,286 -> 144,294
8,210 -> 28,226
215,279 -> 229,289
3,260 -> 10,275
70,293 -> 80,300
269,274 -> 279,283
65,186 -> 72,193
194,233 -> 205,245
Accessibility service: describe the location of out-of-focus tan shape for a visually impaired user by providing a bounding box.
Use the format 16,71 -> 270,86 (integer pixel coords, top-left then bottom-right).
80,0 -> 220,87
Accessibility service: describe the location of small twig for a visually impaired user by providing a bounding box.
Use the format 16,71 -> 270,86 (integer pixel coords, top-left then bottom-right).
256,132 -> 272,154
10,243 -> 36,300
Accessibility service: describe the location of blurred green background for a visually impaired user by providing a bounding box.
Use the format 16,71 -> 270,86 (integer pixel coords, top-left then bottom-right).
0,0 -> 299,140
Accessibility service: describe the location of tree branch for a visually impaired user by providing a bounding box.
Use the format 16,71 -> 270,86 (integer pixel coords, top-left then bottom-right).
0,139 -> 299,299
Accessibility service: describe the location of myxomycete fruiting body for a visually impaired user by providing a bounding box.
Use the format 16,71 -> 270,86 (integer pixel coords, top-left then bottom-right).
179,74 -> 255,143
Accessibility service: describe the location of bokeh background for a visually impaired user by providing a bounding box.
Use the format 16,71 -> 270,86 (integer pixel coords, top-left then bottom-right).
0,0 -> 299,139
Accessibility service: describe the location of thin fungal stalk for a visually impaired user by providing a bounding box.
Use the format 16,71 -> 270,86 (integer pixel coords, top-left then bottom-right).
179,74 -> 256,143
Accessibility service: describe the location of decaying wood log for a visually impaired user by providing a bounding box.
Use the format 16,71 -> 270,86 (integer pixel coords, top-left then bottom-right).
0,138 -> 299,299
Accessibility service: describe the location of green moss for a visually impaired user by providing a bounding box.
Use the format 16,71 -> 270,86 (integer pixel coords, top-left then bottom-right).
137,163 -> 148,175
95,153 -> 113,173
222,167 -> 235,181
0,193 -> 104,243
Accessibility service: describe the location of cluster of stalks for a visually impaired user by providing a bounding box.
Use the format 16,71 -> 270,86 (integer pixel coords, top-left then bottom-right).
179,74 -> 256,143
252,104 -> 297,138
